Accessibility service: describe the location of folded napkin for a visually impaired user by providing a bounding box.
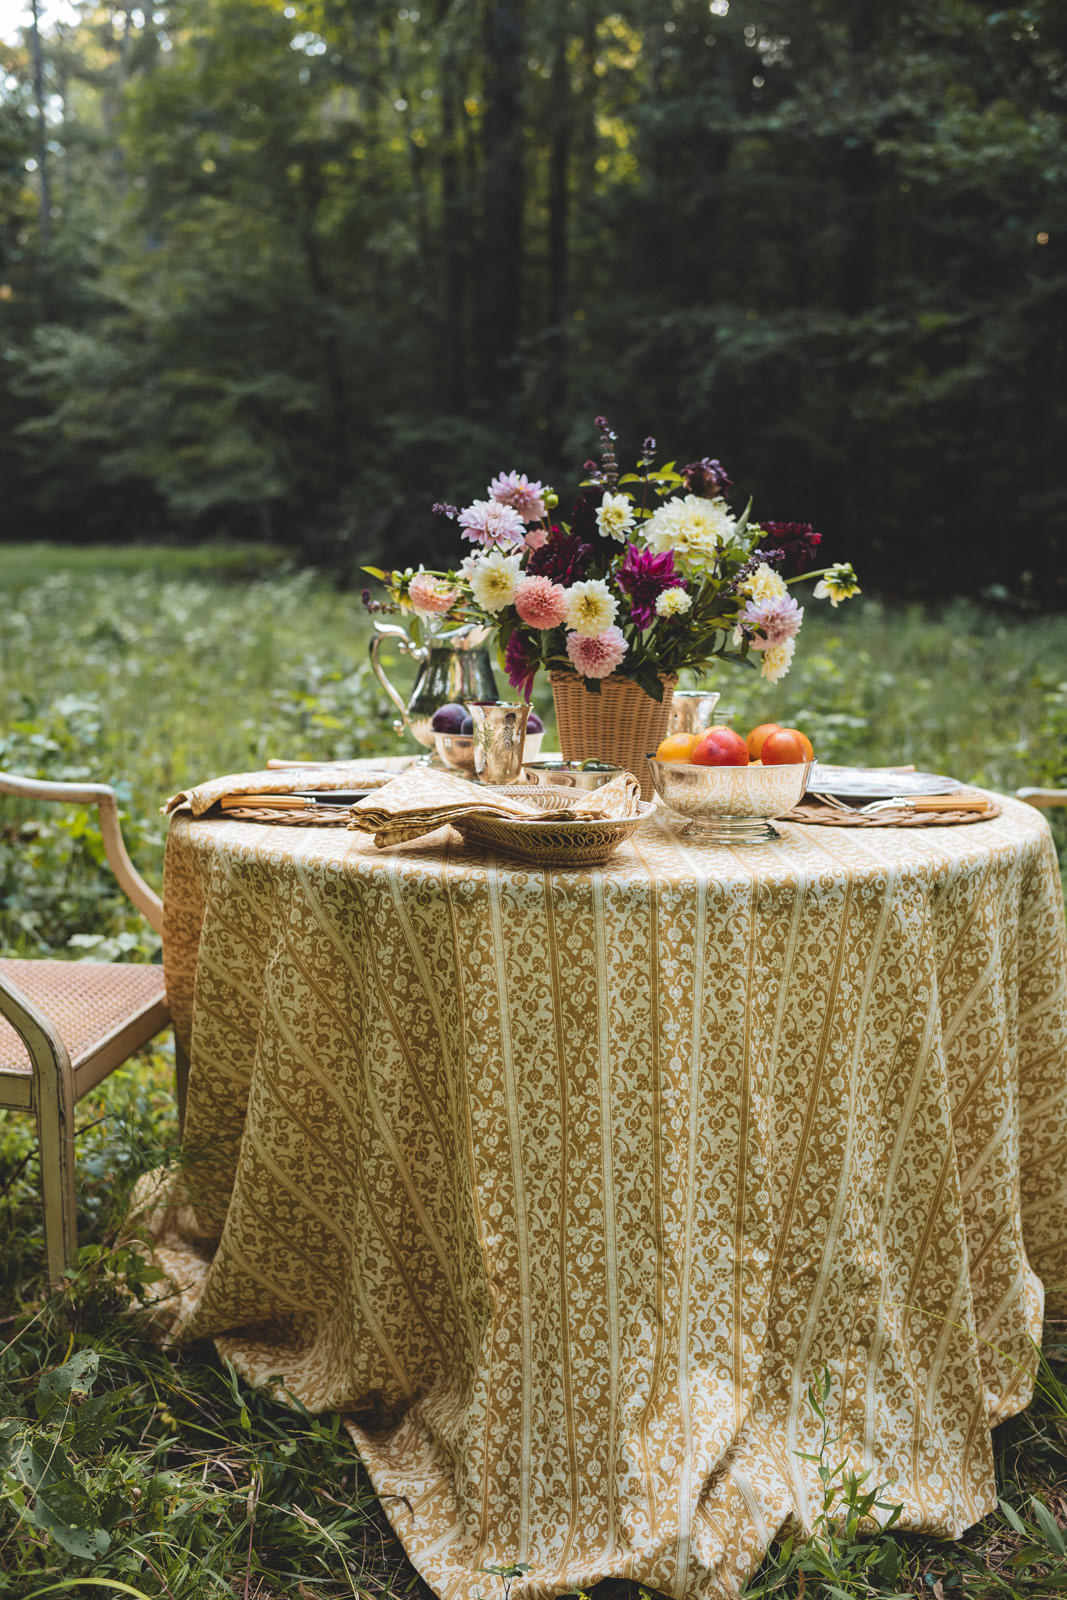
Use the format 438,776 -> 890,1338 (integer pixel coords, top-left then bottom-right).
347,769 -> 642,848
163,757 -> 408,817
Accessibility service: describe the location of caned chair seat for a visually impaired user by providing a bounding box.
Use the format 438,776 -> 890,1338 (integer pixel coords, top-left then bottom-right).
0,959 -> 169,1109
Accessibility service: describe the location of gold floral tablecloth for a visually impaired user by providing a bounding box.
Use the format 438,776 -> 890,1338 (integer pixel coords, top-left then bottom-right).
145,781 -> 1067,1600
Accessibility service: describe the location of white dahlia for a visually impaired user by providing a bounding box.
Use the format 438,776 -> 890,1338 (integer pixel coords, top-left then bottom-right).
643,494 -> 735,571
470,550 -> 523,614
563,578 -> 619,637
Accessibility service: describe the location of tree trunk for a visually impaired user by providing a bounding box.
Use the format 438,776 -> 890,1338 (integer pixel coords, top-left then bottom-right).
481,0 -> 525,400
542,17 -> 571,450
29,0 -> 52,250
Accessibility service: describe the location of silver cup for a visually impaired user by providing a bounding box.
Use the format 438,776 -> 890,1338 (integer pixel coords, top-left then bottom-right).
467,702 -> 530,785
667,690 -> 721,737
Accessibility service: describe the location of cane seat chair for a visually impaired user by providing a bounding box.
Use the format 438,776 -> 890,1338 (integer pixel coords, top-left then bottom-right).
0,768 -> 175,1280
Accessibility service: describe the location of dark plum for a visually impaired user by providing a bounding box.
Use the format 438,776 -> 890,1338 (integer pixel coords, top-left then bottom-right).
460,713 -> 474,735
525,711 -> 544,734
431,702 -> 468,733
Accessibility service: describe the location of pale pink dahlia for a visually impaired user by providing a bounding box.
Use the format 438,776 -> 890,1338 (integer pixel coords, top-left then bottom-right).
565,625 -> 628,678
514,574 -> 568,630
458,499 -> 527,548
489,470 -> 547,524
742,593 -> 803,649
408,571 -> 458,616
524,525 -> 549,551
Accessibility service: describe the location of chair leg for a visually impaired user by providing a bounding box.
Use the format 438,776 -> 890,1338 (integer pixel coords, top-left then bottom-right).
34,1052 -> 79,1282
0,973 -> 79,1281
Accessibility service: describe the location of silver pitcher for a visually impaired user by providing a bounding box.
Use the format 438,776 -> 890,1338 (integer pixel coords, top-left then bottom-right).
369,619 -> 500,749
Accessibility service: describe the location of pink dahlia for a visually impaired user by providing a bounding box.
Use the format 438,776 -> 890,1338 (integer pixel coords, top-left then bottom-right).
514,574 -> 568,630
489,471 -> 547,524
565,625 -> 628,679
743,593 -> 804,649
408,571 -> 458,616
458,498 -> 527,548
524,525 -> 549,551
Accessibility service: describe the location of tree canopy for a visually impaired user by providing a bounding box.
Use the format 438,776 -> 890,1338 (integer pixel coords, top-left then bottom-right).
1,0 -> 1064,598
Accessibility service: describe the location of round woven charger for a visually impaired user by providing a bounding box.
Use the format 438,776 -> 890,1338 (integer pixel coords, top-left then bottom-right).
781,799 -> 1002,827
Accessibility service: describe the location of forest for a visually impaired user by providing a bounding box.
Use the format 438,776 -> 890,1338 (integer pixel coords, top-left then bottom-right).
0,0 -> 1065,600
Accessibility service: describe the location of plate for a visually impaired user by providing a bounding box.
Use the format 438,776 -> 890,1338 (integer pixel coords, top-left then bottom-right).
807,764 -> 963,802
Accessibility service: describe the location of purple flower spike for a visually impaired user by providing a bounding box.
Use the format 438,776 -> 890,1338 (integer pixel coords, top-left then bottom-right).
616,543 -> 687,630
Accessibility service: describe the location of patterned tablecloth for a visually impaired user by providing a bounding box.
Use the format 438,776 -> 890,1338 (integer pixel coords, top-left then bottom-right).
144,777 -> 1067,1600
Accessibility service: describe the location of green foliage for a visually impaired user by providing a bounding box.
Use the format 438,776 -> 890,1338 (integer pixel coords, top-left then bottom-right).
0,2 -> 1064,594
0,1137 -> 422,1594
742,1371 -> 908,1599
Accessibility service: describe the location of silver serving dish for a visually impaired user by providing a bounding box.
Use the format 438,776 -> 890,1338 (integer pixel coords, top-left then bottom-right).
524,759 -> 626,793
646,757 -> 812,842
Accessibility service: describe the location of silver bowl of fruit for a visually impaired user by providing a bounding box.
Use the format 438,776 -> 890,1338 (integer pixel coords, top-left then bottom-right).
431,703 -> 543,776
523,758 -> 625,793
647,725 -> 812,842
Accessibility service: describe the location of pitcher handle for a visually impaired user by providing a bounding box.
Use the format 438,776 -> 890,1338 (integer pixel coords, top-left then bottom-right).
369,623 -> 420,735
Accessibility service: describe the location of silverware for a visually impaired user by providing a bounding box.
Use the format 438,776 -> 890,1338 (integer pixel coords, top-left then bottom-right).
856,794 -> 989,816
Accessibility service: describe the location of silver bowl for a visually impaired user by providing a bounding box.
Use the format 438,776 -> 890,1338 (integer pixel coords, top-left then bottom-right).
646,757 -> 812,842
433,731 -> 477,773
523,759 -> 626,793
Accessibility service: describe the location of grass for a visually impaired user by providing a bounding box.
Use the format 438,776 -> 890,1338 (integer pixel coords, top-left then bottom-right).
0,543 -> 1066,1597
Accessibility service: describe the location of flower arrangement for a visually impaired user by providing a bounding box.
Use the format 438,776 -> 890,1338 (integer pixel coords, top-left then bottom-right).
365,418 -> 859,704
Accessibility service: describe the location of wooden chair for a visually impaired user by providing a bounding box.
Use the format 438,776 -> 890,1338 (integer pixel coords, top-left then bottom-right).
0,769 -> 175,1281
1017,788 -> 1067,811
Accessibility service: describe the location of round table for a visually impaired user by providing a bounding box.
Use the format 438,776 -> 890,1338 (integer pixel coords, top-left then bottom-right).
146,783 -> 1067,1600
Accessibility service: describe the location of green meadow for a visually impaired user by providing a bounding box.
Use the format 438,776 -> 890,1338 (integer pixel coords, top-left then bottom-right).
0,545 -> 1065,1598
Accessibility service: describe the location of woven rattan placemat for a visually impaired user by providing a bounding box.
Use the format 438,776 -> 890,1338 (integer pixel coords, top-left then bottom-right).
782,798 -> 1002,827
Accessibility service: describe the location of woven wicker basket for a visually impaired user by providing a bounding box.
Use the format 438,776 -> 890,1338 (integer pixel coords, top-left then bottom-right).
549,671 -> 677,801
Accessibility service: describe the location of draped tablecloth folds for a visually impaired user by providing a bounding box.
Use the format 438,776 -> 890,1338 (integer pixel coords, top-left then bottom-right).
139,761 -> 1067,1600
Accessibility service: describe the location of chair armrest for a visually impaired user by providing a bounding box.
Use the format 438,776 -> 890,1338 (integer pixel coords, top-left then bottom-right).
1016,788 -> 1067,811
0,770 -> 163,936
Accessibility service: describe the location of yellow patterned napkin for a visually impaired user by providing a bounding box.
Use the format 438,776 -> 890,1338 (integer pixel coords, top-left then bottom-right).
163,758 -> 406,817
348,769 -> 642,848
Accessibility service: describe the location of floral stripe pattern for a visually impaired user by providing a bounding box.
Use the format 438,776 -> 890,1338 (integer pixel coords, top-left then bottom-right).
142,788 -> 1067,1600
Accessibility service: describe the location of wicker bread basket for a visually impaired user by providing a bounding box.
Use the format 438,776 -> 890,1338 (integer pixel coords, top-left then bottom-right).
549,671 -> 677,801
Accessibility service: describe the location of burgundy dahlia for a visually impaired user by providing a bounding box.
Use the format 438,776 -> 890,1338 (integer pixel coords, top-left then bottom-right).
504,631 -> 540,701
681,457 -> 733,499
616,544 -> 687,630
526,529 -> 594,587
757,520 -> 823,577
